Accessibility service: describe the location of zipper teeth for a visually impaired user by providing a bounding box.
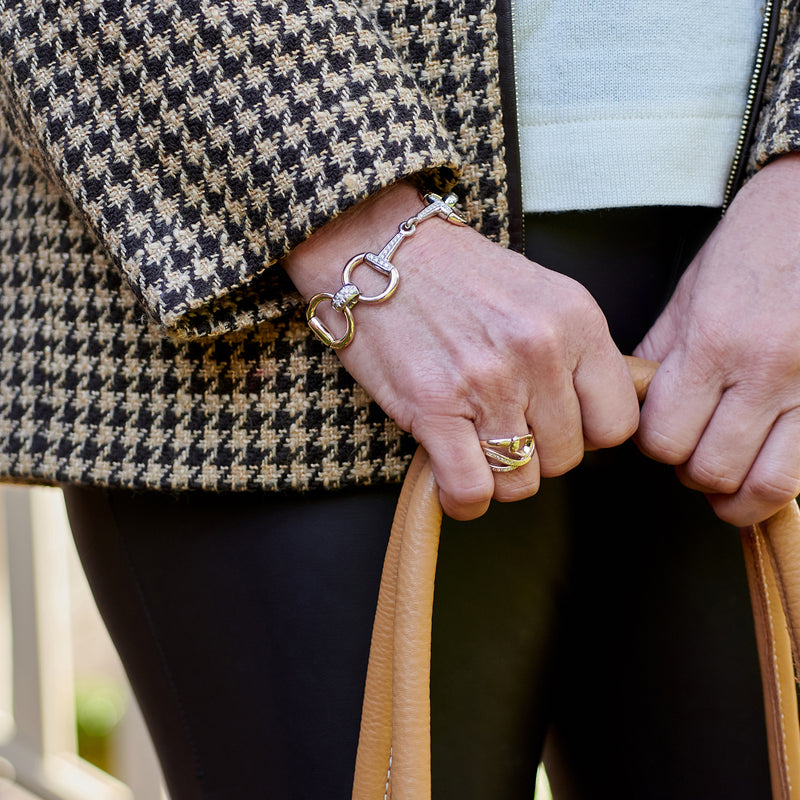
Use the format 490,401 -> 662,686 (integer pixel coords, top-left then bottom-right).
722,0 -> 776,210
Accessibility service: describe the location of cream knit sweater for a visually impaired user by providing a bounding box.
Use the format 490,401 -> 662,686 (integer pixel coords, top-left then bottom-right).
513,1 -> 763,211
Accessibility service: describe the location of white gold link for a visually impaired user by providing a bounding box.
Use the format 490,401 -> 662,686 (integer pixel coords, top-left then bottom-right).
331,283 -> 361,311
341,253 -> 399,304
306,191 -> 467,348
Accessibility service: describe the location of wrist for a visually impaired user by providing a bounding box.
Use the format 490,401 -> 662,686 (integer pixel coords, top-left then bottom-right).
283,180 -> 429,300
285,182 -> 468,349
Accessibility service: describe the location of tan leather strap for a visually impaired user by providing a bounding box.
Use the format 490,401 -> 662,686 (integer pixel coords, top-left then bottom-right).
742,520 -> 800,800
352,356 -> 800,800
353,447 -> 441,800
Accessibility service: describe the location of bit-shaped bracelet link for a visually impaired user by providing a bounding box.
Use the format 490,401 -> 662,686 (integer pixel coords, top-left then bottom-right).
305,192 -> 467,349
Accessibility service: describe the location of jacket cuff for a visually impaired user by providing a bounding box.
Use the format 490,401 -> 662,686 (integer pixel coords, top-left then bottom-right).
752,4 -> 800,169
0,0 -> 461,337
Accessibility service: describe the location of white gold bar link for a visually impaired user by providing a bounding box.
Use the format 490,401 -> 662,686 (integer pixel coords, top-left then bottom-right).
306,191 -> 467,349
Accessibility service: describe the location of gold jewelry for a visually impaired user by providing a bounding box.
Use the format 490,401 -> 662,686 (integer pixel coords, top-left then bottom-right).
480,434 -> 535,472
305,192 -> 467,349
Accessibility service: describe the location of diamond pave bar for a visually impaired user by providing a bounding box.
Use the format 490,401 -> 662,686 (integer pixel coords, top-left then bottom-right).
305,192 -> 468,349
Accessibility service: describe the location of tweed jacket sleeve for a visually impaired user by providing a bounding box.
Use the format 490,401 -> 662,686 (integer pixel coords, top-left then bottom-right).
0,0 -> 462,337
1,0 -> 798,343
753,0 -> 800,166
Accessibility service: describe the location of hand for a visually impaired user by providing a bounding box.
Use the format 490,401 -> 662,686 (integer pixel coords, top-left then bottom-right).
635,153 -> 800,526
286,181 -> 639,520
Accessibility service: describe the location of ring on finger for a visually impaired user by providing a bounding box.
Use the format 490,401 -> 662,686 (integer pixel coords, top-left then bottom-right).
480,433 -> 535,473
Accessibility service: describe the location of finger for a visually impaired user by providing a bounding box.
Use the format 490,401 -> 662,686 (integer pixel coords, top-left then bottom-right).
467,378 -> 542,498
412,414 -> 494,520
633,300 -> 681,365
477,420 -> 541,503
674,387 -> 773,495
524,368 -> 584,477
573,349 -> 640,451
635,354 -> 723,465
706,408 -> 800,527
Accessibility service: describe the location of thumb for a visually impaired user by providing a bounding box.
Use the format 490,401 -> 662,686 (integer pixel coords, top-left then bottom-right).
634,301 -> 680,363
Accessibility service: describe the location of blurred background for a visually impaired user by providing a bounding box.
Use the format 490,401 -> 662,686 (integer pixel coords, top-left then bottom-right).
0,485 -> 168,800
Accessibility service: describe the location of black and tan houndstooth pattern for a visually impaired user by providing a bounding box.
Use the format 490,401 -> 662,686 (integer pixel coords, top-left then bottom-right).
0,135 -> 415,490
754,0 -> 800,166
363,0 -> 509,241
0,0 -> 798,492
0,0 -> 463,336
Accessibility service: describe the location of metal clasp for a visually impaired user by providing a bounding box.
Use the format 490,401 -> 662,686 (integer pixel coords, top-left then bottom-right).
306,292 -> 357,349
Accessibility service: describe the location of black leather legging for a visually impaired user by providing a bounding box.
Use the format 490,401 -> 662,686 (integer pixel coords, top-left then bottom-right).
64,206 -> 771,799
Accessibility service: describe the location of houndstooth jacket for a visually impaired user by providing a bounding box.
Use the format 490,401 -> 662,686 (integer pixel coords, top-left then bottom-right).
0,0 -> 798,493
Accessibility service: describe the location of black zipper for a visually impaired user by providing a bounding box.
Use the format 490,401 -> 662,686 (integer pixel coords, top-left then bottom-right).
723,0 -> 782,210
495,0 -> 525,253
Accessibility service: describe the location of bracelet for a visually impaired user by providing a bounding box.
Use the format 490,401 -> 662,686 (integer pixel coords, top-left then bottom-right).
305,191 -> 468,349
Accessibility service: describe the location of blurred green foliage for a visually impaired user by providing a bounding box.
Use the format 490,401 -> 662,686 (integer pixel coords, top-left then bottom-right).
75,679 -> 128,775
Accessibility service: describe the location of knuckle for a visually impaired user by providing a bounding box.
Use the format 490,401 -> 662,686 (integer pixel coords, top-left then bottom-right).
684,457 -> 741,494
589,409 -> 640,449
454,480 -> 495,507
539,448 -> 583,478
565,288 -> 610,340
749,338 -> 800,377
436,464 -> 495,506
747,470 -> 800,507
636,427 -> 691,465
440,480 -> 493,520
525,322 -> 565,365
710,469 -> 800,527
709,497 -> 752,528
557,277 -> 599,314
494,477 -> 541,503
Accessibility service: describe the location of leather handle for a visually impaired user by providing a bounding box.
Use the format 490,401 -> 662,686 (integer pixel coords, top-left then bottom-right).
353,447 -> 441,800
743,518 -> 800,800
353,355 -> 800,800
624,354 -> 659,402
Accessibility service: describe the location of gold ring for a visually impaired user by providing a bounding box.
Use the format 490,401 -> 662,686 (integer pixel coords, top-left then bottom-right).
480,434 -> 535,473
